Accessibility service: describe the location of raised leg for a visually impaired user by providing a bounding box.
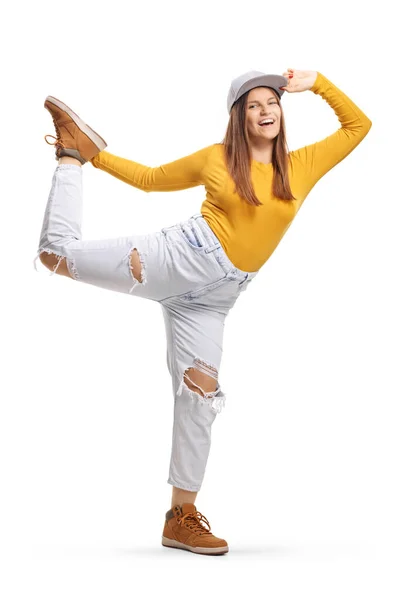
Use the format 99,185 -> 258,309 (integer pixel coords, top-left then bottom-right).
34,162 -> 149,296
39,244 -> 144,283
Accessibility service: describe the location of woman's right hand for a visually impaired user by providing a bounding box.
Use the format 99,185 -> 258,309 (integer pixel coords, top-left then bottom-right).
280,68 -> 318,93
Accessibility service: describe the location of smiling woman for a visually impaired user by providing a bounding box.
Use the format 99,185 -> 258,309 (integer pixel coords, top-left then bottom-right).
34,67 -> 372,556
221,72 -> 295,205
246,88 -> 282,150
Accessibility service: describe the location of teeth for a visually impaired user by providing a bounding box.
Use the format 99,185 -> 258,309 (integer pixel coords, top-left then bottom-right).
259,119 -> 274,125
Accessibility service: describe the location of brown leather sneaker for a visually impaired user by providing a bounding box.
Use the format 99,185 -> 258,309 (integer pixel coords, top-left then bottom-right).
162,503 -> 229,555
44,96 -> 107,165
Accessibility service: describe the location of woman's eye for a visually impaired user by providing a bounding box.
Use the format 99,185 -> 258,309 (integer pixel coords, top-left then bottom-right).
249,102 -> 277,109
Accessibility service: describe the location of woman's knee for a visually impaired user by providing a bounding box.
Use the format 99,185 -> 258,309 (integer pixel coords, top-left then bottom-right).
39,251 -> 73,279
183,366 -> 218,396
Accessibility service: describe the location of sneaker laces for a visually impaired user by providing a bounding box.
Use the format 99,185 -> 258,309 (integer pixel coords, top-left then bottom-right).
177,511 -> 212,536
44,117 -> 66,149
44,134 -> 66,148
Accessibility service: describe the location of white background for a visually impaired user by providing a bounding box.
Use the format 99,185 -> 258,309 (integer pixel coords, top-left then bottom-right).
1,0 -> 399,598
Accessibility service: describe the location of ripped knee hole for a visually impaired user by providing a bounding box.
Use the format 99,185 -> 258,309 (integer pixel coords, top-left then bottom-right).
178,358 -> 226,413
182,359 -> 219,397
39,250 -> 73,279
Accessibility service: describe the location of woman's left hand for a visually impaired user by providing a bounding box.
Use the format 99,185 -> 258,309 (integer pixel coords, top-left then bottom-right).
280,68 -> 318,93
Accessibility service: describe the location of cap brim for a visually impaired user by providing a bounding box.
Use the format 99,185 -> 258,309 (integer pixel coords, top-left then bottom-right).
237,74 -> 288,100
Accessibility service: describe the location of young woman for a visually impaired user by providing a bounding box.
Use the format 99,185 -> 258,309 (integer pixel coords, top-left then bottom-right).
33,68 -> 372,555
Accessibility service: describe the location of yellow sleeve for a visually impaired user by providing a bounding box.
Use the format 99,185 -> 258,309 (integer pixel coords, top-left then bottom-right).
90,144 -> 215,192
290,72 -> 372,187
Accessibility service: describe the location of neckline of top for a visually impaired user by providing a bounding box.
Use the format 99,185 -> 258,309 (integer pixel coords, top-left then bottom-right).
252,159 -> 272,167
251,152 -> 292,167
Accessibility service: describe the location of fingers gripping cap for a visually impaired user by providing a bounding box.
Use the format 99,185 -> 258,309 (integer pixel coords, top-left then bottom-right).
227,70 -> 288,114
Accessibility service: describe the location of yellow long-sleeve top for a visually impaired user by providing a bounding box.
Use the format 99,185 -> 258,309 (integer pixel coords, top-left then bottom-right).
90,72 -> 372,272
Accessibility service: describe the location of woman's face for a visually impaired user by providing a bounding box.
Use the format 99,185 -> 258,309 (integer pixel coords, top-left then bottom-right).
245,87 -> 281,141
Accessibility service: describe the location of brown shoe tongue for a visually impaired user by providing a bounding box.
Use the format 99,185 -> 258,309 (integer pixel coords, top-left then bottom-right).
181,503 -> 197,515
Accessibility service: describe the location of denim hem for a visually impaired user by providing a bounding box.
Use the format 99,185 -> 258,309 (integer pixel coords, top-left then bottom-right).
167,478 -> 201,492
56,164 -> 82,172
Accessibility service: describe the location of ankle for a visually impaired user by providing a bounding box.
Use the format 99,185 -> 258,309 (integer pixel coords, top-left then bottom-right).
171,486 -> 198,508
58,156 -> 82,167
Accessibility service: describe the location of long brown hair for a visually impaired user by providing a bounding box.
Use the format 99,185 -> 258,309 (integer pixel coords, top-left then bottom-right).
220,88 -> 296,206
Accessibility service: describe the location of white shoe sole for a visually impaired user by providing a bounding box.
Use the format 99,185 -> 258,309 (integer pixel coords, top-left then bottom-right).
161,535 -> 229,555
45,95 -> 107,152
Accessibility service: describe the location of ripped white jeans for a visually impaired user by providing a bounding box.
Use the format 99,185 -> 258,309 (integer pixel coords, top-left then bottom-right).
33,164 -> 259,492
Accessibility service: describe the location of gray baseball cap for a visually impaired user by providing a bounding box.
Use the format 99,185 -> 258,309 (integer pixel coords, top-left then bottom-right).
227,70 -> 288,114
